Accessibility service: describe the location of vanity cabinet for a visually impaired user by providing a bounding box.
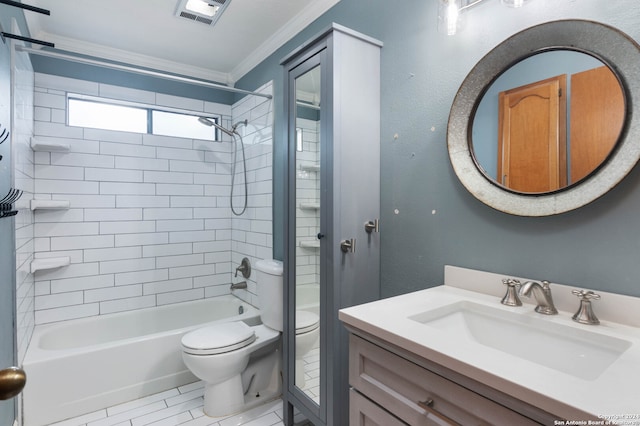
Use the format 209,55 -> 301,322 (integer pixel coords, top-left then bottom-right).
348,333 -> 549,425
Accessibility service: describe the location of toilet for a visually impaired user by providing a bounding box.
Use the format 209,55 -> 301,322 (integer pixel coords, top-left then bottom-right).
181,259 -> 319,417
295,310 -> 320,388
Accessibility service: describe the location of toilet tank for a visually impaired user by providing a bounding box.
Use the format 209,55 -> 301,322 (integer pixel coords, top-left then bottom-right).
255,259 -> 283,331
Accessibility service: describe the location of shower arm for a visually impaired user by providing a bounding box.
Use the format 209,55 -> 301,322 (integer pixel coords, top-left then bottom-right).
197,117 -> 247,137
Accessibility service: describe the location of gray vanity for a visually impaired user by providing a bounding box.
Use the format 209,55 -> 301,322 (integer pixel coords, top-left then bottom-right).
340,266 -> 640,425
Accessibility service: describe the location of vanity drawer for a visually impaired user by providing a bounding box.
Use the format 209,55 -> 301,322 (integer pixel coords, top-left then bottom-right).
349,334 -> 540,425
350,388 -> 408,426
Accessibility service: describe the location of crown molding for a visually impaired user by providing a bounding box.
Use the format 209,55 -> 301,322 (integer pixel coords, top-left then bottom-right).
229,0 -> 340,82
32,31 -> 234,86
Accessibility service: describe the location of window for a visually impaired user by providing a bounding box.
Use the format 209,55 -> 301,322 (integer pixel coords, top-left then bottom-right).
68,98 -> 147,133
151,110 -> 216,140
67,95 -> 220,141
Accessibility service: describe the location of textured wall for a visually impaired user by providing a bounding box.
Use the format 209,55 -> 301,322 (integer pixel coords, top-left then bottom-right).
236,0 -> 640,298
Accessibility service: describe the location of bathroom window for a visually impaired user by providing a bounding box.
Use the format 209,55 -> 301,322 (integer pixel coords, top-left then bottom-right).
67,95 -> 220,141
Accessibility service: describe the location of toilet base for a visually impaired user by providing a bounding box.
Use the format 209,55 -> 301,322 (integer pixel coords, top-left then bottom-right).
203,376 -> 282,418
204,375 -> 244,417
202,344 -> 282,418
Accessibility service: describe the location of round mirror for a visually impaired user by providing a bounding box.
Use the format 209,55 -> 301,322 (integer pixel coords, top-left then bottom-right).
448,20 -> 640,216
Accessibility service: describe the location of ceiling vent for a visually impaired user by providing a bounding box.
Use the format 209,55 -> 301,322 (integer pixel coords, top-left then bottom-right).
175,0 -> 231,26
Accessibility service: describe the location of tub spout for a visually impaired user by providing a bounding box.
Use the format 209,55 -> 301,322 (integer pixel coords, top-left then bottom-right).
518,280 -> 558,315
230,281 -> 247,291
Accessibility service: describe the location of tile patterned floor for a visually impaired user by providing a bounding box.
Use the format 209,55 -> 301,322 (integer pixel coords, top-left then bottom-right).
300,347 -> 320,405
46,349 -> 322,426
47,381 -> 284,426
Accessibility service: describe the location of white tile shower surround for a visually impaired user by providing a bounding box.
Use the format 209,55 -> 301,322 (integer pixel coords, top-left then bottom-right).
45,382 -> 284,426
31,73 -> 273,325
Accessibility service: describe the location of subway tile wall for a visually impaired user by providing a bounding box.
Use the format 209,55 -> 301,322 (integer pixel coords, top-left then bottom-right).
32,73 -> 273,324
229,84 -> 274,307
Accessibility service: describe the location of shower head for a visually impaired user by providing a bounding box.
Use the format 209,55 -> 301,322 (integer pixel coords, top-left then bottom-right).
198,116 -> 235,137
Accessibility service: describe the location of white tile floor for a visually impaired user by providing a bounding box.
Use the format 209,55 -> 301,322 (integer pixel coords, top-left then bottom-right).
45,349 -> 322,426
300,347 -> 320,405
46,381 -> 284,426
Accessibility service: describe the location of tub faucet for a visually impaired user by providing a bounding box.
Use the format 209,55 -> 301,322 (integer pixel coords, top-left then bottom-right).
518,280 -> 558,315
235,257 -> 251,278
230,281 -> 247,291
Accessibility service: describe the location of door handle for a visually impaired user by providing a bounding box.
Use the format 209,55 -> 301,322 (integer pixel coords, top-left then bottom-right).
340,238 -> 356,253
0,367 -> 26,400
364,219 -> 379,233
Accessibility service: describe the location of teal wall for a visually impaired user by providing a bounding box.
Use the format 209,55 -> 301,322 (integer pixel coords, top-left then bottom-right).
29,55 -> 236,104
236,0 -> 640,298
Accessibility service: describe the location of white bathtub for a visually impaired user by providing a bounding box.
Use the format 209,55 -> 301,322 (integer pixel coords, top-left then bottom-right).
22,295 -> 260,426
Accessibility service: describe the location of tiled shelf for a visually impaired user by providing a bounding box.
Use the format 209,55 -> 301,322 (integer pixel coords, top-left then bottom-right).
30,199 -> 70,210
30,256 -> 71,273
30,137 -> 70,152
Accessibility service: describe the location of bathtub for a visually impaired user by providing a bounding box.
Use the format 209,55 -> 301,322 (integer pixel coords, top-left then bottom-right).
22,295 -> 260,426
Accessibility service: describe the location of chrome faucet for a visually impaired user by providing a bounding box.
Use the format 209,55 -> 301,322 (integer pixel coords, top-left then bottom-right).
235,257 -> 251,278
518,280 -> 558,315
230,281 -> 247,291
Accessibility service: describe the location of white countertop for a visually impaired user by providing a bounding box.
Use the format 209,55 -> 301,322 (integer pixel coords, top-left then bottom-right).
339,266 -> 640,421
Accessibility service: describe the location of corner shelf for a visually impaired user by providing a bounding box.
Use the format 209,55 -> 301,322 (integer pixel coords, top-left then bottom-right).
299,240 -> 320,249
30,137 -> 70,152
299,202 -> 320,210
299,163 -> 320,172
30,256 -> 71,273
31,199 -> 70,211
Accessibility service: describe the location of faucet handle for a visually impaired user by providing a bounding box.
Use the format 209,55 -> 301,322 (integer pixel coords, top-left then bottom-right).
571,289 -> 601,325
501,278 -> 522,306
571,289 -> 601,300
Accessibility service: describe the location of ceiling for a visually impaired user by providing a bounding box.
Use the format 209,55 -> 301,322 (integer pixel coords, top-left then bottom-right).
24,0 -> 340,85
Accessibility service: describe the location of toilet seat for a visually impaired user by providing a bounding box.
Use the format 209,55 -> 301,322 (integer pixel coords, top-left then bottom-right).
182,321 -> 256,355
295,311 -> 319,335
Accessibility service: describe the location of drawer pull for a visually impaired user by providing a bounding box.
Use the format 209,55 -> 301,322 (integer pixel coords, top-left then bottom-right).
418,399 -> 461,426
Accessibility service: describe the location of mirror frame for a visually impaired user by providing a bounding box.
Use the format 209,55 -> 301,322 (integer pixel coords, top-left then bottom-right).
448,19 -> 640,216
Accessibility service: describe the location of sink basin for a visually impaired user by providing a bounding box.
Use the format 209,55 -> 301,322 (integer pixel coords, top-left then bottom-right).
409,301 -> 631,380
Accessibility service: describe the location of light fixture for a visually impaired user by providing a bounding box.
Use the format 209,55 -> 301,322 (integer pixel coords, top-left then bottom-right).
175,0 -> 231,26
437,0 -> 463,36
501,0 -> 530,7
437,0 -> 532,36
185,0 -> 219,17
437,0 -> 462,36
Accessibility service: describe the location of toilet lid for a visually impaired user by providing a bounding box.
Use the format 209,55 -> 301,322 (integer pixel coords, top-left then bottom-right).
295,311 -> 319,335
181,321 -> 256,355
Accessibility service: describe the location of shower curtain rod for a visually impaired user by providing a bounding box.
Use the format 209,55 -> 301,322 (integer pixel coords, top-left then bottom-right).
16,46 -> 272,100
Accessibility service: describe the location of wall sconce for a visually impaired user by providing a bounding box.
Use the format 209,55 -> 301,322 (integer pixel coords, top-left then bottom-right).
437,0 -> 532,36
